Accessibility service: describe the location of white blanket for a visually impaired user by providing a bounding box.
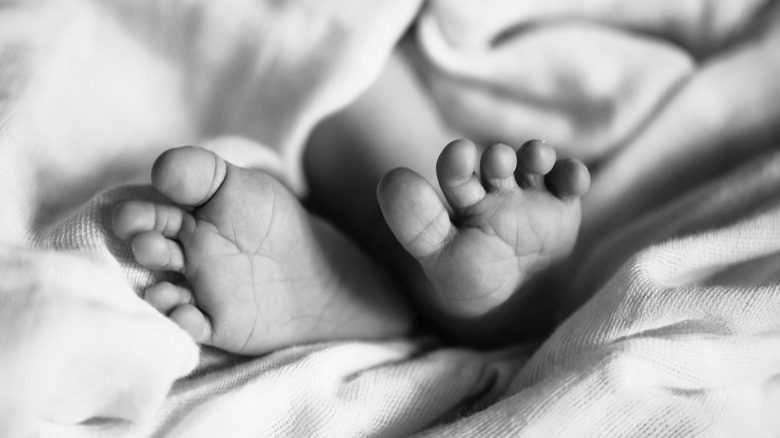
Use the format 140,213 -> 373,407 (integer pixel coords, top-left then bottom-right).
3,0 -> 780,437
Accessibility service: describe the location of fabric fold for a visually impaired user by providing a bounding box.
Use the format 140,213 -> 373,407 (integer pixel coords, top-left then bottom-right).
422,196 -> 780,437
0,247 -> 198,438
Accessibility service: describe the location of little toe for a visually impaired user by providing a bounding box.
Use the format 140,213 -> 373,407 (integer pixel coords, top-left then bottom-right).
151,146 -> 228,207
480,143 -> 518,191
112,201 -> 187,240
436,139 -> 485,210
144,282 -> 194,314
168,304 -> 213,344
378,167 -> 455,260
546,158 -> 591,199
131,231 -> 185,272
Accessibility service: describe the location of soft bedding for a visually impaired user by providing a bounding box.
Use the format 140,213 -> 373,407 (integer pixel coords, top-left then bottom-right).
2,0 -> 780,437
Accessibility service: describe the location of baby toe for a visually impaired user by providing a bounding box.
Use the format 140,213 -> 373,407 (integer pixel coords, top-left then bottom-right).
378,167 -> 455,260
436,139 -> 485,210
112,201 -> 154,240
152,146 -> 228,207
169,304 -> 213,344
144,282 -> 193,314
518,140 -> 556,175
546,158 -> 591,199
131,231 -> 185,272
480,143 -> 518,191
112,201 -> 186,240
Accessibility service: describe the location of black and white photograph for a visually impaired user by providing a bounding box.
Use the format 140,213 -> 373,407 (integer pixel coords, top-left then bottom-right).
1,0 -> 779,436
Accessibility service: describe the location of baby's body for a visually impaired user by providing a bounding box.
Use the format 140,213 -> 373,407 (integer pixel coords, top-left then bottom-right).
112,138 -> 588,354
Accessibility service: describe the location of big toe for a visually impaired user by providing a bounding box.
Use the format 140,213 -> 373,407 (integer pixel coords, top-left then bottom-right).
378,168 -> 454,260
152,146 -> 228,206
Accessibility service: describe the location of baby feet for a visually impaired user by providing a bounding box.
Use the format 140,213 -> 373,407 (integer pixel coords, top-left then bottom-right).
112,146 -> 409,355
378,139 -> 589,321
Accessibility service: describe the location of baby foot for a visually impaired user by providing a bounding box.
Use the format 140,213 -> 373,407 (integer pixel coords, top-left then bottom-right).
378,139 -> 589,320
112,146 -> 409,355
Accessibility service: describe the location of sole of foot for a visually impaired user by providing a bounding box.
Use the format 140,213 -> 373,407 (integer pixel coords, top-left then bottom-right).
113,146 -> 410,354
378,139 -> 589,324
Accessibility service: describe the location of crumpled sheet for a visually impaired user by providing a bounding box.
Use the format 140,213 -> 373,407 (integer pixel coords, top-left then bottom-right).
422,151 -> 780,437
413,0 -> 780,242
3,0 -> 780,437
413,0 -> 772,159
